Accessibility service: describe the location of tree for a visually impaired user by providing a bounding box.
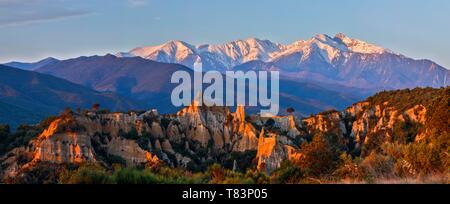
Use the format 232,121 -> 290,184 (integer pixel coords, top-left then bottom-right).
0,125 -> 11,154
0,124 -> 10,138
265,118 -> 275,127
208,164 -> 225,184
61,163 -> 112,184
286,107 -> 295,114
92,103 -> 100,112
62,107 -> 73,117
270,161 -> 306,184
298,134 -> 341,177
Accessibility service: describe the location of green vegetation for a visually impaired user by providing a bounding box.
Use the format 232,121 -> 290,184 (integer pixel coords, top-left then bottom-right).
0,125 -> 46,155
8,162 -> 267,184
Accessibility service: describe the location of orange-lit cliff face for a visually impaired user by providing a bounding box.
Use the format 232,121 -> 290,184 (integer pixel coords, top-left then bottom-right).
38,118 -> 62,139
256,128 -> 303,173
32,118 -> 96,164
256,129 -> 277,172
31,114 -> 164,167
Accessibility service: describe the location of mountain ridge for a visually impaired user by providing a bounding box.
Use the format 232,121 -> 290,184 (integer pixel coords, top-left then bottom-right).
116,33 -> 450,90
4,57 -> 59,71
35,55 -> 361,116
0,65 -> 142,129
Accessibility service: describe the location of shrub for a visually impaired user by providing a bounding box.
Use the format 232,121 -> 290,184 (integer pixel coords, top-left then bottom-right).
11,162 -> 67,184
61,163 -> 112,184
298,134 -> 342,177
113,168 -> 158,184
264,118 -> 275,127
333,153 -> 368,182
270,161 -> 306,184
361,151 -> 395,179
0,125 -> 40,155
207,163 -> 225,184
244,169 -> 269,184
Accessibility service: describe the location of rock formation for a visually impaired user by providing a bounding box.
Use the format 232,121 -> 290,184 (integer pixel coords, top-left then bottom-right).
1,87 -> 447,181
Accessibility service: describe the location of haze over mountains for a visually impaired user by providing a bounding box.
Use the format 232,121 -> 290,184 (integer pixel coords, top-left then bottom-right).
4,57 -> 59,71
36,55 -> 193,113
35,54 -> 359,115
117,33 -> 450,90
0,65 -> 140,129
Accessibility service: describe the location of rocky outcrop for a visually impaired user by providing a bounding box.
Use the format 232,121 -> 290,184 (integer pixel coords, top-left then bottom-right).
0,100 -> 267,179
174,102 -> 259,152
303,111 -> 345,137
2,88 -> 443,180
176,100 -> 212,147
106,137 -> 153,165
33,118 -> 95,164
272,115 -> 302,138
256,129 -> 302,173
230,106 -> 260,152
34,132 -> 96,164
343,101 -> 429,149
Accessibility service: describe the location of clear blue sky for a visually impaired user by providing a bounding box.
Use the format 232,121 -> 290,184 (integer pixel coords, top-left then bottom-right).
1,0 -> 449,68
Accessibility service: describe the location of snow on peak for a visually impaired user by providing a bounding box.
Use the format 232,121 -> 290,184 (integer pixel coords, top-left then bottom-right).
196,37 -> 282,66
117,33 -> 389,68
126,40 -> 197,63
333,33 -> 386,54
271,33 -> 388,63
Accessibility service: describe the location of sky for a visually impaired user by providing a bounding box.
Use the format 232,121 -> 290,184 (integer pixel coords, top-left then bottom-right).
1,0 -> 449,68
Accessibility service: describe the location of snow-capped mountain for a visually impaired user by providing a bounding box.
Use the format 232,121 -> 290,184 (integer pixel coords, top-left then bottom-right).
117,33 -> 450,90
118,38 -> 284,71
117,33 -> 388,70
270,33 -> 387,65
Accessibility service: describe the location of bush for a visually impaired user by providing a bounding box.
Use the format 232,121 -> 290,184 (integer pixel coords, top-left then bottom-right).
270,161 -> 306,184
0,124 -> 10,154
207,163 -> 225,184
0,125 -> 40,155
55,116 -> 86,133
244,169 -> 269,184
61,163 -> 112,184
298,134 -> 342,177
113,168 -> 158,184
10,162 -> 67,184
332,153 -> 368,182
264,118 -> 275,127
361,151 -> 394,179
382,140 -> 447,177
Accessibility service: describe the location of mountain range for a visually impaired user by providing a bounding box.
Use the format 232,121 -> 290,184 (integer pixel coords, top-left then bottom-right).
0,64 -> 140,129
2,33 -> 450,129
34,55 -> 360,115
117,33 -> 450,90
0,33 -> 449,184
4,57 -> 59,71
